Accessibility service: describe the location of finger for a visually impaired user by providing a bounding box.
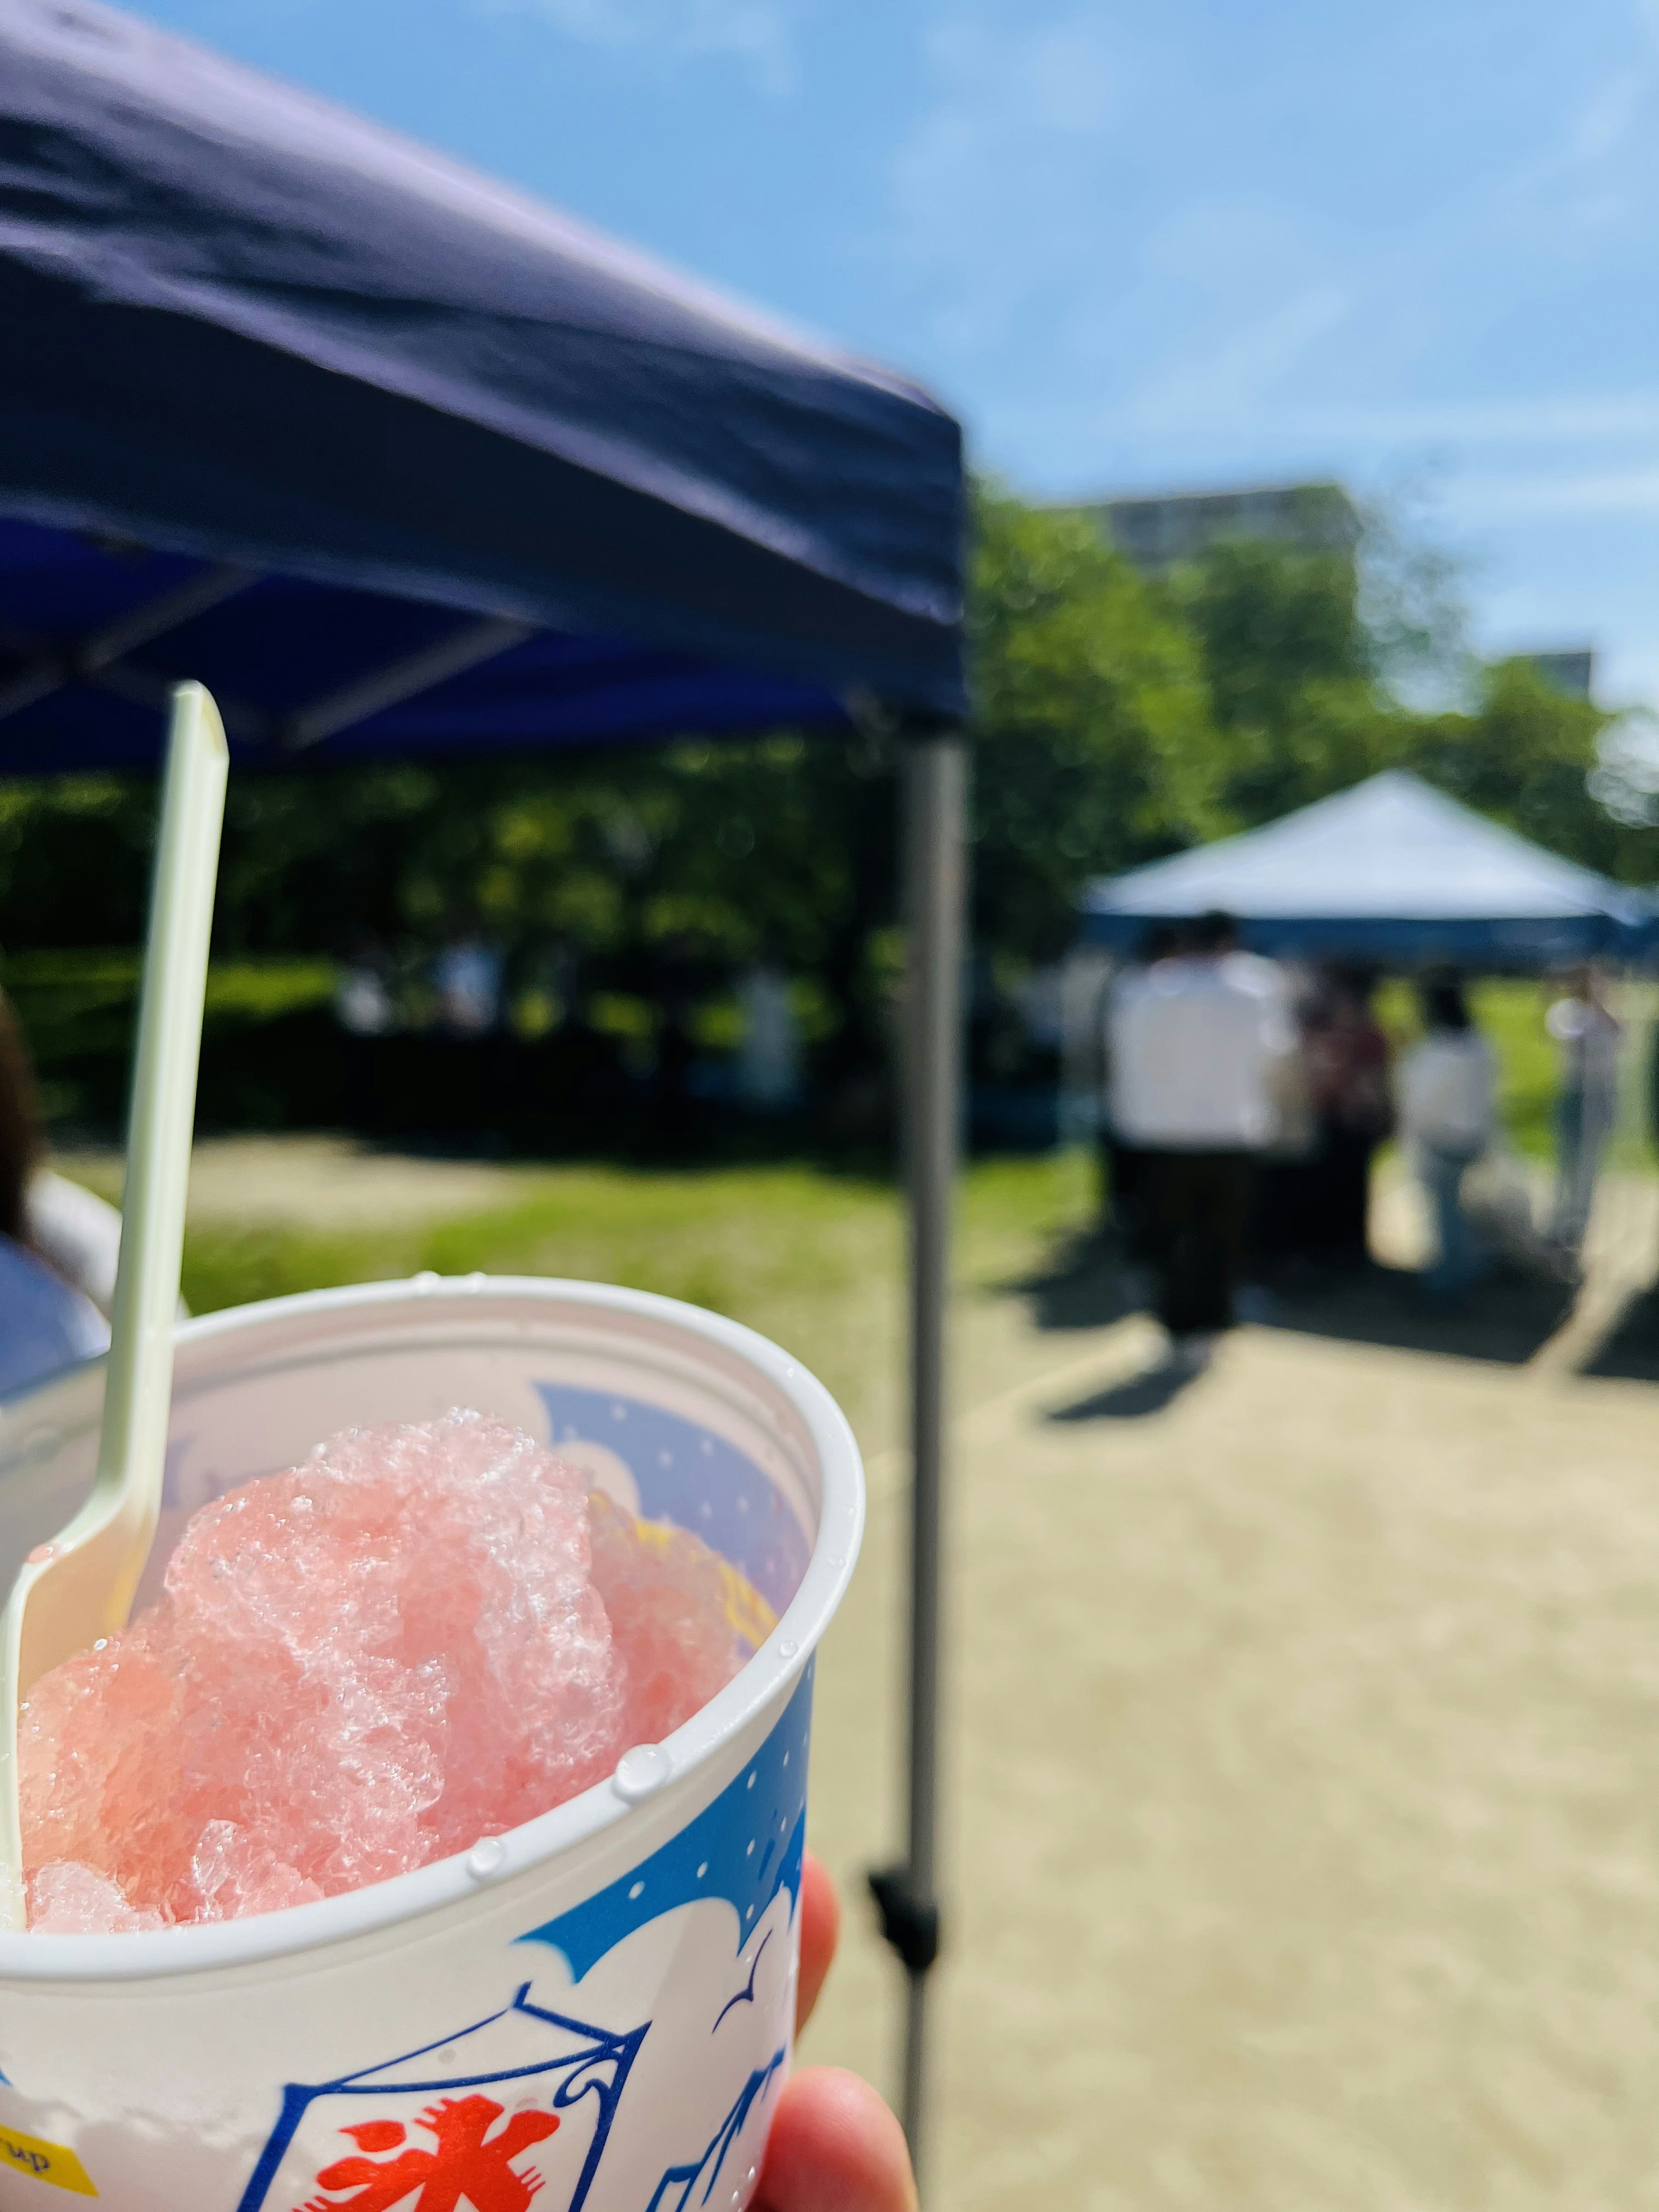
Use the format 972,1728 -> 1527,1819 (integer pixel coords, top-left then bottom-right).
796,1851 -> 840,2034
756,2067 -> 917,2212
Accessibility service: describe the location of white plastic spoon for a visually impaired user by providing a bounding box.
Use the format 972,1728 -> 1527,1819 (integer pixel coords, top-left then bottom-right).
0,682 -> 228,1929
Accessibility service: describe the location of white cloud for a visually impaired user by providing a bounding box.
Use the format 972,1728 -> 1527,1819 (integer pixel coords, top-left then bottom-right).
1126,283 -> 1353,433
1276,395 -> 1659,447
1449,467 -> 1659,521
886,0 -> 1659,415
478,0 -> 806,95
887,9 -> 1138,349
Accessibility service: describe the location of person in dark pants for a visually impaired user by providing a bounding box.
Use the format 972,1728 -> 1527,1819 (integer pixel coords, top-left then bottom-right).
1106,912 -> 1293,1371
1146,1146 -> 1257,1336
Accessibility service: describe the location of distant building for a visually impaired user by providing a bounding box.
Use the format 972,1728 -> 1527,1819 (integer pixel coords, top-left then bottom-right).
1058,481 -> 1363,574
1521,648 -> 1595,701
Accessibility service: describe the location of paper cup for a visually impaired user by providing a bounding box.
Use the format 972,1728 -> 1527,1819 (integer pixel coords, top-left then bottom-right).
0,1276 -> 864,2212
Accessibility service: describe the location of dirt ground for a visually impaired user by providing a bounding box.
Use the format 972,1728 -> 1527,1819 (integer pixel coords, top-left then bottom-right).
57,1138 -> 1659,2208
58,1133 -> 547,1229
804,1165 -> 1659,2212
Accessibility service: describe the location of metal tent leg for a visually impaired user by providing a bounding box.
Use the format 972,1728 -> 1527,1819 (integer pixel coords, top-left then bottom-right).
871,726 -> 967,2197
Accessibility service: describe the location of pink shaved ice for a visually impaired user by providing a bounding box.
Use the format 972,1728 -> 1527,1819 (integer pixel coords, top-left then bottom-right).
21,1411 -> 756,1933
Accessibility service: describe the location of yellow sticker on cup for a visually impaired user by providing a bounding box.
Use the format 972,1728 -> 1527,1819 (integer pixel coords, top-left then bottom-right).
588,1488 -> 781,1652
718,1556 -> 780,1653
0,2126 -> 97,2195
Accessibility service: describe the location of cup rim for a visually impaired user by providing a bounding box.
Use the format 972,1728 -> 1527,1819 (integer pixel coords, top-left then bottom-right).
1,1273 -> 864,1983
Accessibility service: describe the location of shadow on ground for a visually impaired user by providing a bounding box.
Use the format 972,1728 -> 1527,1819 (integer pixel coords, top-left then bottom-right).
1046,1363 -> 1202,1421
1011,1236 -> 1143,1336
1009,1233 -> 1573,1384
1581,1282 -> 1659,1382
1262,1261 -> 1571,1367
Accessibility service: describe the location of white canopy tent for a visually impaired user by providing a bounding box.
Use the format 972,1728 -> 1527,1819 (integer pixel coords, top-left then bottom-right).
1079,771 -> 1652,968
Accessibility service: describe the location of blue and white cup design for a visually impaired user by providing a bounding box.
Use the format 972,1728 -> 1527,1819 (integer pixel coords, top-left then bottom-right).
0,1278 -> 864,2212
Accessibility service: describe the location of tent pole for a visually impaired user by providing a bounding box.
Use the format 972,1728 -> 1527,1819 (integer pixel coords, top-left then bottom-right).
871,722 -> 967,2197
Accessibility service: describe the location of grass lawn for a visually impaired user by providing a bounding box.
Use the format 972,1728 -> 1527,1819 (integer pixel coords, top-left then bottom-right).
159,1150 -> 1097,1444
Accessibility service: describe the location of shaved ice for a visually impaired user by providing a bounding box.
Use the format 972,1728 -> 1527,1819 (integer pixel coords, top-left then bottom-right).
20,1411 -> 763,1933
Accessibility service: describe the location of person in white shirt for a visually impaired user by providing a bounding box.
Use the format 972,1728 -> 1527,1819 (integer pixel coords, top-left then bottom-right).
1097,923 -> 1179,1254
28,1167 -> 122,1318
1396,976 -> 1497,1309
433,934 -> 503,1035
737,962 -> 803,1112
1106,912 -> 1294,1367
1545,966 -> 1621,1261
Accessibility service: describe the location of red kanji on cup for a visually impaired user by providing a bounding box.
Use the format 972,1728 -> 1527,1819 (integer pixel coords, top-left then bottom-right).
299,2095 -> 560,2212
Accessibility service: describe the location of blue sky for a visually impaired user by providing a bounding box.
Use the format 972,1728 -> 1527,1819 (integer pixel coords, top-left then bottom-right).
133,0 -> 1659,704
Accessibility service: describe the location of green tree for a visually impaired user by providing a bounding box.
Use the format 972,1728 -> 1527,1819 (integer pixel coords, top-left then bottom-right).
968,489 -> 1221,960
0,774 -> 157,948
1168,535 -> 1400,827
3,490 -> 1653,1116
1162,529 -> 1656,889
1400,658 -> 1633,877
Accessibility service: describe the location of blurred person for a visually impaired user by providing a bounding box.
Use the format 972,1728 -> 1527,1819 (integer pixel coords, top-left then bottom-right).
1106,911 -> 1293,1370
335,931 -> 396,1039
433,928 -> 502,1035
336,930 -> 397,1132
652,933 -> 702,1146
1098,922 -> 1180,1256
1300,965 -> 1393,1268
1057,947 -> 1111,1152
1013,962 -> 1065,1070
30,1167 -> 123,1320
432,925 -> 506,1141
737,958 -> 802,1112
1398,976 -> 1497,1311
1545,965 -> 1622,1265
0,988 -> 110,1395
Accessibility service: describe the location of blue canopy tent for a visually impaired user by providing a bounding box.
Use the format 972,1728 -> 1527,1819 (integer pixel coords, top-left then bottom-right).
1080,770 -> 1653,966
0,0 -> 961,2164
0,0 -> 961,756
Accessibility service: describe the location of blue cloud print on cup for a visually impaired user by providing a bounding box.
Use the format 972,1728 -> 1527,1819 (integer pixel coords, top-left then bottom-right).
534,1382 -> 810,1616
236,1671 -> 812,2212
517,1665 -> 812,1980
